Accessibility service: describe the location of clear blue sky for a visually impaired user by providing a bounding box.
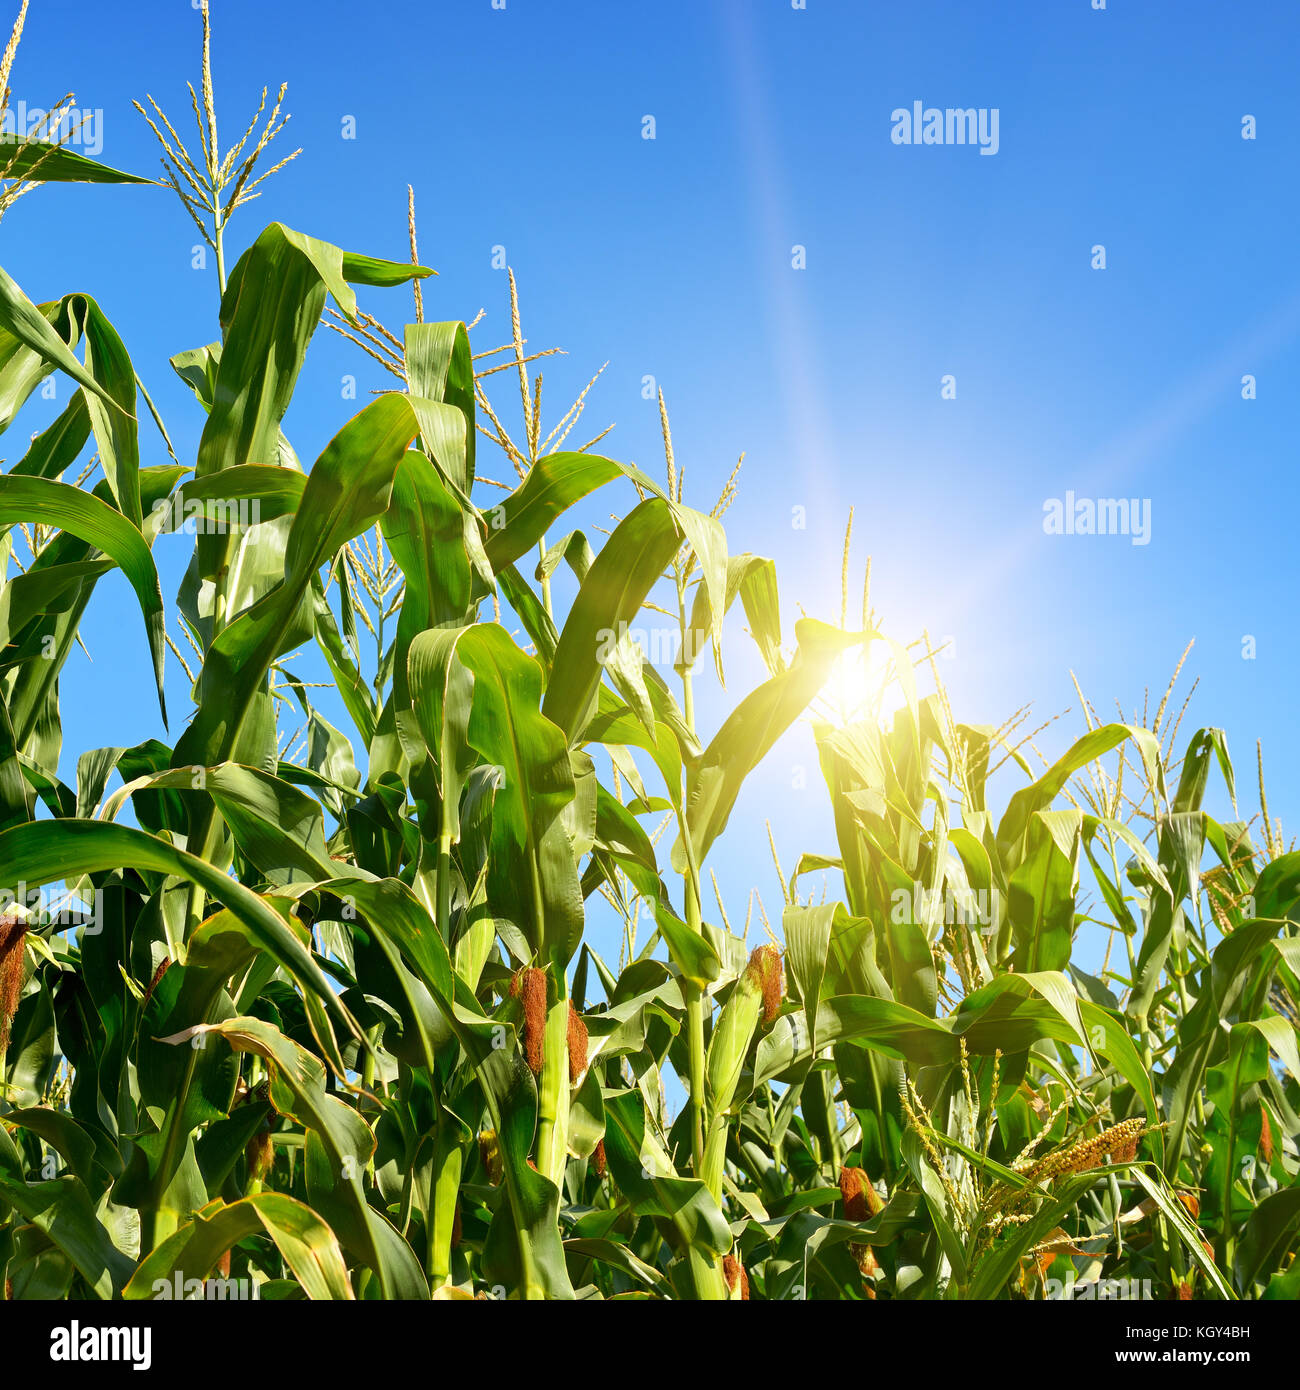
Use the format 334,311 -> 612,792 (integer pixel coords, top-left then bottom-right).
4,0 -> 1296,971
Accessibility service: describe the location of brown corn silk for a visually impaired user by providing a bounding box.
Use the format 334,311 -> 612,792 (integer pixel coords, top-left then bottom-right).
0,915 -> 27,1052
567,1002 -> 588,1084
748,944 -> 784,1027
722,1254 -> 749,1300
510,967 -> 547,1076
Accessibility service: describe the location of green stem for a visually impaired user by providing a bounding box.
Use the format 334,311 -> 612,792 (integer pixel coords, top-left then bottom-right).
675,585 -> 708,1178
428,1124 -> 464,1290
374,582 -> 385,704
206,212 -> 232,662
684,882 -> 707,1178
214,213 -> 227,297
436,832 -> 452,944
684,1244 -> 727,1300
139,1040 -> 202,1254
538,535 -> 551,618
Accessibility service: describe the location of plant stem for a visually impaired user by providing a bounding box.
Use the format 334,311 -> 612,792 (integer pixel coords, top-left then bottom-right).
538,535 -> 551,617
428,1122 -> 464,1290
214,212 -> 227,297
436,831 -> 452,943
684,883 -> 707,1177
671,582 -> 711,1183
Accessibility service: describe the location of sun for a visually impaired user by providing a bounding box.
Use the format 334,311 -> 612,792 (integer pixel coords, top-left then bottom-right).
824,640 -> 910,729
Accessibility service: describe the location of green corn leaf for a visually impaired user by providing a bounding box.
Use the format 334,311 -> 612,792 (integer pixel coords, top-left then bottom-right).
543,496 -> 684,746
124,1193 -> 353,1300
0,476 -> 166,722
674,619 -> 860,871
0,136 -> 152,184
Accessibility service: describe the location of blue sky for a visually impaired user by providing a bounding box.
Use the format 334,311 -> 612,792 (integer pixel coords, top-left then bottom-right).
3,0 -> 1296,972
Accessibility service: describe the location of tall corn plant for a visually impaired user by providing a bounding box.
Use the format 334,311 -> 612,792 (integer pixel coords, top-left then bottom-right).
0,2 -> 1295,1301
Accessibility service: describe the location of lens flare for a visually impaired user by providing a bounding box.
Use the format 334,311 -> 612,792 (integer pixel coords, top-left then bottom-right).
825,642 -> 908,728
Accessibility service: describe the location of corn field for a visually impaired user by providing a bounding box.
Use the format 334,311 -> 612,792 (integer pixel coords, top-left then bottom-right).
0,3 -> 1296,1308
